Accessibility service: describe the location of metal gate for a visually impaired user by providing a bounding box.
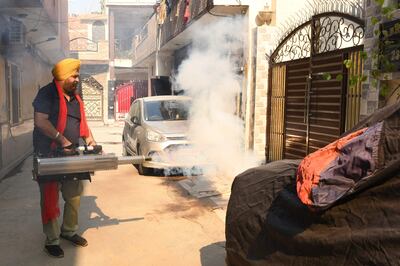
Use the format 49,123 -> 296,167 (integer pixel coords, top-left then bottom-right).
81,76 -> 103,121
268,65 -> 286,161
267,12 -> 365,161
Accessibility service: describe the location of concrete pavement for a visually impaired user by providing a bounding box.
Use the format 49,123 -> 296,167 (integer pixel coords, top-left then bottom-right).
0,122 -> 227,266
91,121 -> 231,223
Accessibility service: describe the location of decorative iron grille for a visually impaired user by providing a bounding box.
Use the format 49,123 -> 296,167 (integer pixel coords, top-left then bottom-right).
314,16 -> 364,54
81,76 -> 103,120
273,22 -> 311,63
271,13 -> 364,64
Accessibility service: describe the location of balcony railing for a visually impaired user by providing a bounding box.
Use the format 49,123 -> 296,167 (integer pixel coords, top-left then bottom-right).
160,0 -> 211,47
133,13 -> 157,64
70,38 -> 109,61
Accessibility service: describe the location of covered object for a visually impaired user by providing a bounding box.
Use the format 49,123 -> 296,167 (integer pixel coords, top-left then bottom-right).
225,102 -> 400,265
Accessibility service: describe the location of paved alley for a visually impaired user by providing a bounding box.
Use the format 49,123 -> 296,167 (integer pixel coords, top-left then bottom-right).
0,122 -> 226,266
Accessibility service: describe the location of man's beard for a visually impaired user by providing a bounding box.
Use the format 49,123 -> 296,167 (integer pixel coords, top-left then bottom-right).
66,82 -> 78,95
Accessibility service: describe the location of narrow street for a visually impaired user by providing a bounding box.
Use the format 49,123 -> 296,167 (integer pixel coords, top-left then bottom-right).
0,0 -> 398,264
0,122 -> 226,266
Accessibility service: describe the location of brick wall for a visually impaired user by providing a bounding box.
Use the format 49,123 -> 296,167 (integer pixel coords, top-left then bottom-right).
361,0 -> 381,118
69,14 -> 108,60
253,25 -> 274,157
362,0 -> 400,116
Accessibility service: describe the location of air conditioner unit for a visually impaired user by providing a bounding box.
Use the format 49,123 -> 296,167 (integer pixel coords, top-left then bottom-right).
0,18 -> 26,55
9,18 -> 25,45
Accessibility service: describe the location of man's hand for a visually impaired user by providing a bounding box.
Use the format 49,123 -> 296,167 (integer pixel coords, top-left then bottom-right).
86,140 -> 97,147
59,136 -> 76,156
58,135 -> 73,149
84,129 -> 97,147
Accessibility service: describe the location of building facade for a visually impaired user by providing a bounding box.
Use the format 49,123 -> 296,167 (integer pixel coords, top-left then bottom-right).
0,0 -> 69,179
69,13 -> 110,123
105,0 -> 155,119
131,0 -> 310,159
105,0 -> 376,162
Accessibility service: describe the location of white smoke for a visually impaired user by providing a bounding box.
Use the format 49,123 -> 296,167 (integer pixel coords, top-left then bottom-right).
169,17 -> 261,181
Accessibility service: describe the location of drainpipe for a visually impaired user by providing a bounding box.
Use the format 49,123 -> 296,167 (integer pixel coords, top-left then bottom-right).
155,11 -> 161,77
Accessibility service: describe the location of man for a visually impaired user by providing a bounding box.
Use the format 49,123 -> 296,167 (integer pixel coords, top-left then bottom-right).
32,58 -> 96,258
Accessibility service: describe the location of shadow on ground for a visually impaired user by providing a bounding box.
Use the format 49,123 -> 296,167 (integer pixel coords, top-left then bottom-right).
79,195 -> 144,232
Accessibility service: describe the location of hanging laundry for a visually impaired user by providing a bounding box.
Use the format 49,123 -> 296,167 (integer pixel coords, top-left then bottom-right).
166,0 -> 172,15
176,0 -> 182,17
157,0 -> 167,24
183,0 -> 190,24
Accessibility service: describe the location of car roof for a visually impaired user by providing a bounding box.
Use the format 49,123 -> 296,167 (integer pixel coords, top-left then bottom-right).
140,95 -> 191,102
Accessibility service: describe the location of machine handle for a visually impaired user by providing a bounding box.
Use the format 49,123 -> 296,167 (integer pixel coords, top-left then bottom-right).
54,145 -> 103,157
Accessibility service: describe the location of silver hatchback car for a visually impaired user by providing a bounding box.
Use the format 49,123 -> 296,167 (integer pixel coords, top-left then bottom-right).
122,95 -> 194,175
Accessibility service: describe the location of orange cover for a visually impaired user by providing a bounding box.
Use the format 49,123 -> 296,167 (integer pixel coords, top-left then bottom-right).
296,128 -> 367,205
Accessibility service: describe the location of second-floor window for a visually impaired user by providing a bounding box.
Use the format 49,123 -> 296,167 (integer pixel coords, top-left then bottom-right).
92,21 -> 105,42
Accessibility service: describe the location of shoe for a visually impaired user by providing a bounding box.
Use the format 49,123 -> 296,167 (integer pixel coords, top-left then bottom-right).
60,234 -> 88,247
44,245 -> 64,258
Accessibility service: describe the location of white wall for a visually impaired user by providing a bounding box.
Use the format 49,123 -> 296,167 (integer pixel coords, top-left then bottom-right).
243,0 -> 309,158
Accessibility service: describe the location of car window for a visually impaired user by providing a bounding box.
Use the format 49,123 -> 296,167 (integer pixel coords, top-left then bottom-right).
144,100 -> 190,121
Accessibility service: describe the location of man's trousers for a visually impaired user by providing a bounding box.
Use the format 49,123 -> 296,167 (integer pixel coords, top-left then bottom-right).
39,180 -> 83,245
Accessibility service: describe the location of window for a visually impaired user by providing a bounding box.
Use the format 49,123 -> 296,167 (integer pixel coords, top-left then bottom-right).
144,100 -> 190,121
6,63 -> 21,124
92,21 -> 105,42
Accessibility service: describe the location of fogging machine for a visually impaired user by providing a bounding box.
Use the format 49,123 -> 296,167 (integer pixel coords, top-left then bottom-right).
33,145 -> 151,182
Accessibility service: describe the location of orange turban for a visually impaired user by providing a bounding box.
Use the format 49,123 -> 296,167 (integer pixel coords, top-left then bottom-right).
52,58 -> 81,81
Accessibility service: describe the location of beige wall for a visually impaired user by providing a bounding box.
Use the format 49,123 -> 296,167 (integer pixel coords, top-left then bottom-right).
69,14 -> 108,60
0,53 -> 52,123
20,54 -> 53,120
0,53 -> 52,179
0,0 -> 69,179
42,0 -> 58,30
243,0 -> 273,156
133,14 -> 157,64
69,13 -> 110,123
77,41 -> 109,61
41,0 -> 69,55
252,26 -> 273,156
116,71 -> 147,81
244,0 -> 308,158
0,57 -> 6,123
59,0 -> 70,54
